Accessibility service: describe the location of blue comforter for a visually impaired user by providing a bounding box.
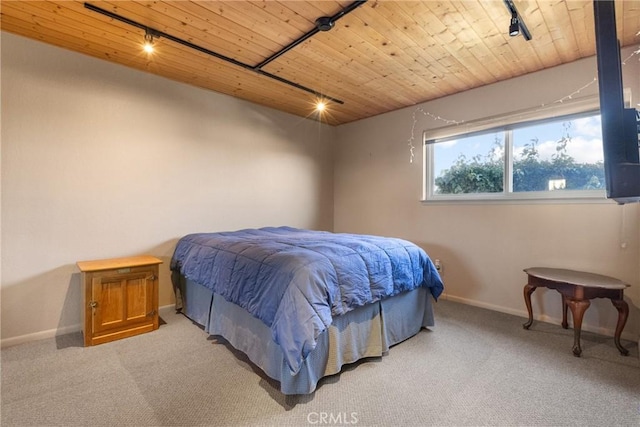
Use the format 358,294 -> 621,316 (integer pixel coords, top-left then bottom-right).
170,227 -> 444,374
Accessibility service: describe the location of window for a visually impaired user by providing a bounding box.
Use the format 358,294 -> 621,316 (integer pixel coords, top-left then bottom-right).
423,101 -> 606,202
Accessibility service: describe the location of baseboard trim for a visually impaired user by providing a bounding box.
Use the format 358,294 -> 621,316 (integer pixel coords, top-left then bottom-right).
1,300 -> 634,349
1,324 -> 82,348
442,294 -> 637,343
1,304 -> 177,349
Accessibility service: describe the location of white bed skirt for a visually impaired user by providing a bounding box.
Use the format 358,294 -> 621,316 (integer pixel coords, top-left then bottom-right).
178,277 -> 435,394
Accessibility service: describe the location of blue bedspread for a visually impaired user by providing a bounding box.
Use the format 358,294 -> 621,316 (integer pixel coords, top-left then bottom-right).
170,227 -> 444,374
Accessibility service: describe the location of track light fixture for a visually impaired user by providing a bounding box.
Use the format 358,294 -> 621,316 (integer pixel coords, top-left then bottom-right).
315,100 -> 327,112
143,30 -> 156,53
503,0 -> 532,41
509,13 -> 520,37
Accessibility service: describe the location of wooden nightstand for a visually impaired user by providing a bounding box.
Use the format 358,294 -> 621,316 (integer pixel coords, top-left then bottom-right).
77,255 -> 162,346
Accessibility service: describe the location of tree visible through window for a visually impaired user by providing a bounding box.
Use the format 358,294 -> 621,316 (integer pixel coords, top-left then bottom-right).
434,133 -> 504,194
428,112 -> 605,199
511,118 -> 605,192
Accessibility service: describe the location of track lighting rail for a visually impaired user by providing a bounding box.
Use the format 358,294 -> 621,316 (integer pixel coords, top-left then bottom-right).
255,1 -> 367,70
83,2 -> 349,104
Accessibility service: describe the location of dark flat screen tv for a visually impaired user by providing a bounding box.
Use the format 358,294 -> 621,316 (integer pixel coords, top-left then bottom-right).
594,0 -> 640,204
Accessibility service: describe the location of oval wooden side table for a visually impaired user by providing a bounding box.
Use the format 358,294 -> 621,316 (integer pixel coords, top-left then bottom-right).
522,267 -> 629,357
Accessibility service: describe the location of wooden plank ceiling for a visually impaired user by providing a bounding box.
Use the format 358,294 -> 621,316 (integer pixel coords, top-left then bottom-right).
2,1 -> 639,125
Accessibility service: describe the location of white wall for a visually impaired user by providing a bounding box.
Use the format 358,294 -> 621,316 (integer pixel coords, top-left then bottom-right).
334,47 -> 640,341
1,33 -> 335,345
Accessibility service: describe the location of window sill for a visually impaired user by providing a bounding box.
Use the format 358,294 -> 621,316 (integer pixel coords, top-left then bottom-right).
421,191 -> 614,205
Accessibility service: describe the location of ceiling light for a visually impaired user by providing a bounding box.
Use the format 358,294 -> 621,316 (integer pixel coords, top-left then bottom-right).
503,0 -> 532,41
143,30 -> 155,53
316,101 -> 327,112
509,13 -> 520,37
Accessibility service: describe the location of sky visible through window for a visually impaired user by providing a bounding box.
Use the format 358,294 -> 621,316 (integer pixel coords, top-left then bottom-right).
432,115 -> 603,178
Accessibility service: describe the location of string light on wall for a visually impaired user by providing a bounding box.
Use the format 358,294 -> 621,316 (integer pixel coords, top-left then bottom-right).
406,107 -> 463,163
622,47 -> 640,65
542,77 -> 597,105
404,46 -> 640,163
542,41 -> 640,106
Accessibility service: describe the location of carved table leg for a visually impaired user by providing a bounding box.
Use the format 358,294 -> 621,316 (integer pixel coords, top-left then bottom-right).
566,298 -> 590,357
523,284 -> 536,329
561,294 -> 569,329
611,299 -> 629,356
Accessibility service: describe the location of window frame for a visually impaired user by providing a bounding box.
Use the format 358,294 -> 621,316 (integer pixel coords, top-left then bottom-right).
422,96 -> 608,203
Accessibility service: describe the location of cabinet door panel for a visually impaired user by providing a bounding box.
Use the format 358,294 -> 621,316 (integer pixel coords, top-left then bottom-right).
97,278 -> 125,326
126,277 -> 153,321
91,271 -> 153,334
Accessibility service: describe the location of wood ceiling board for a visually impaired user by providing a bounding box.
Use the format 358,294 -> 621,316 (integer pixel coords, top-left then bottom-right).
98,0 -> 267,64
476,1 -> 547,73
536,0 -> 581,63
565,1 -> 597,58
370,5 -> 469,95
197,1 -> 308,47
2,0 -> 639,126
392,2 -> 484,89
262,51 -> 401,115
150,1 -> 276,62
452,1 -> 524,80
303,24 -> 433,105
620,1 -> 640,45
340,3 -> 482,97
160,0 -> 284,55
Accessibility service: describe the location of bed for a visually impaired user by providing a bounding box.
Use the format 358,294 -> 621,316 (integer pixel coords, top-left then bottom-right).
170,226 -> 444,394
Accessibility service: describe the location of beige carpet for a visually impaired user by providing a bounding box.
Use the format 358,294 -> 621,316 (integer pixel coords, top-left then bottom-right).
2,299 -> 639,426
